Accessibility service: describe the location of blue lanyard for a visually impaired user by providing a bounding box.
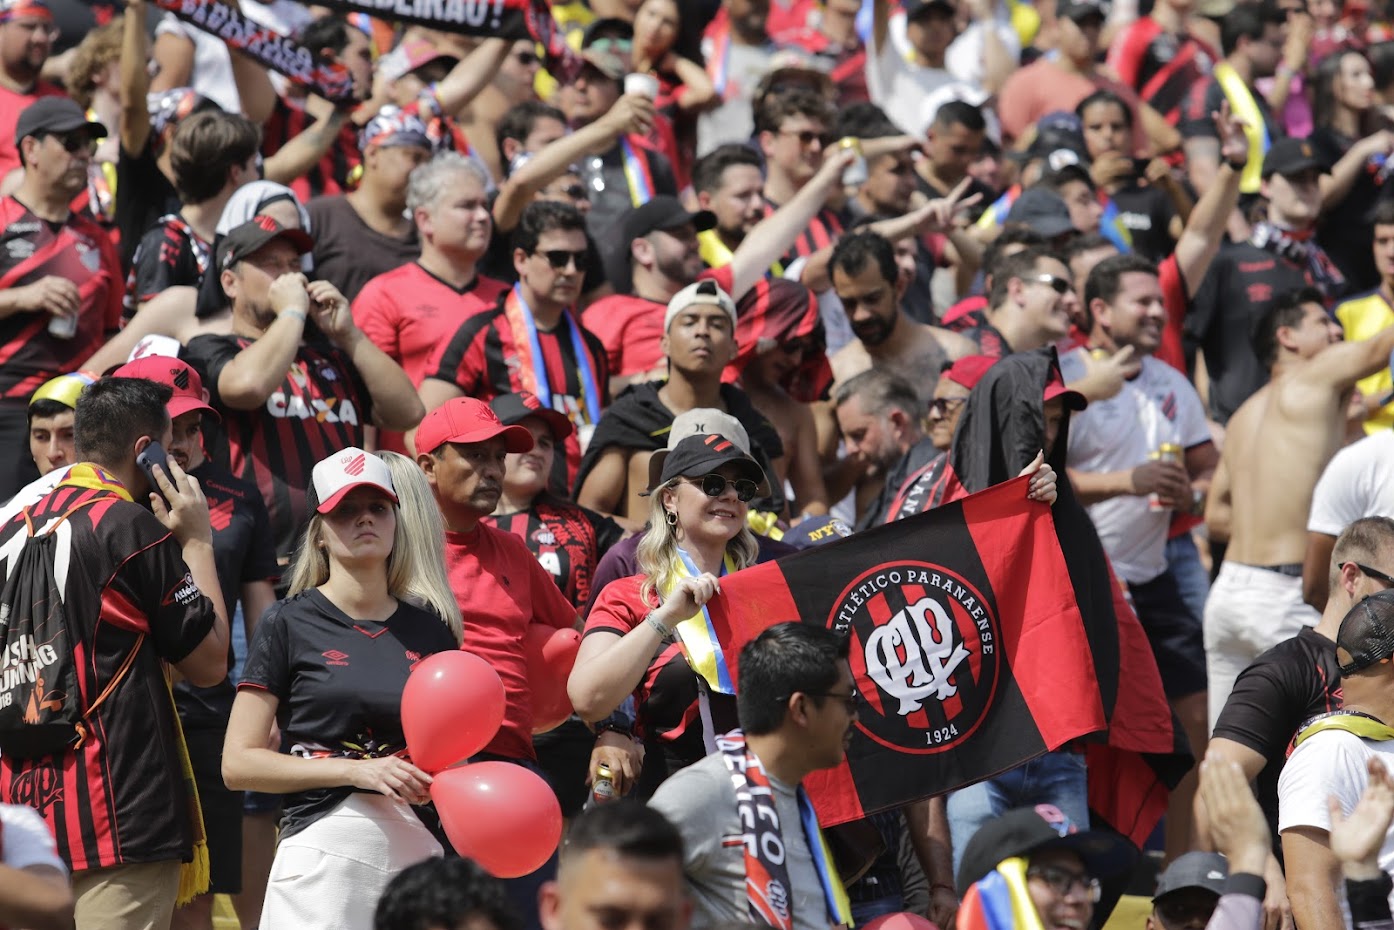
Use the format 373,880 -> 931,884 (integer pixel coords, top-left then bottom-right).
511,284 -> 602,425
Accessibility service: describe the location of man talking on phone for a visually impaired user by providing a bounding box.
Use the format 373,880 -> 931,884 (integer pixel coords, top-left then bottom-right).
0,375 -> 230,930
182,217 -> 424,584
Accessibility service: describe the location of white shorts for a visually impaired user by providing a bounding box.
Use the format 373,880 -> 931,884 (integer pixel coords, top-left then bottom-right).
261,792 -> 443,930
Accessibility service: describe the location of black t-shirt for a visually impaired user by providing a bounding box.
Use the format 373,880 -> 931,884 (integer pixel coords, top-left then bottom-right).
239,590 -> 458,838
115,144 -> 180,273
306,196 -> 420,303
1184,240 -> 1314,423
580,139 -> 679,251
482,497 -> 625,609
858,438 -> 944,530
1311,126 -> 1394,293
1180,77 -> 1284,148
1211,627 -> 1341,855
1111,182 -> 1178,264
173,461 -> 278,729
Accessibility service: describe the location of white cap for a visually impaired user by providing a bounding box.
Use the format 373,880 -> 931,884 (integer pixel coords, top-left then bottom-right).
663,279 -> 738,333
311,447 -> 398,514
667,408 -> 750,453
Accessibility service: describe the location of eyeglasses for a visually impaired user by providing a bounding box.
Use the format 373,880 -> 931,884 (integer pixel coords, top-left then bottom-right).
928,397 -> 967,418
514,50 -> 540,66
1026,273 -> 1072,295
680,473 -> 759,503
1026,865 -> 1101,903
778,128 -> 836,148
555,184 -> 588,201
1346,562 -> 1394,588
42,132 -> 97,155
536,249 -> 590,271
804,686 -> 860,713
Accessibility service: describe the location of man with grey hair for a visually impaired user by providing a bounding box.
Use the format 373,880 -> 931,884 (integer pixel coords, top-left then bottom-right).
352,151 -> 508,454
832,368 -> 938,530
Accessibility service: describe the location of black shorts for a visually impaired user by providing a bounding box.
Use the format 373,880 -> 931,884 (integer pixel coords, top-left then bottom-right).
185,726 -> 243,895
532,717 -> 595,818
1129,569 -> 1208,700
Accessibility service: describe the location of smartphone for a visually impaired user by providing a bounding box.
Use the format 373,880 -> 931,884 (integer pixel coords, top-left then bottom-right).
136,441 -> 172,506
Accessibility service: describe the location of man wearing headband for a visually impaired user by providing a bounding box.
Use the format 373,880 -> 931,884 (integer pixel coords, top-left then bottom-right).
0,0 -> 63,179
0,97 -> 121,500
26,371 -> 92,477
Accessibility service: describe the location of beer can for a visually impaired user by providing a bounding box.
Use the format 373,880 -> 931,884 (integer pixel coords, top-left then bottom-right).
838,137 -> 868,187
586,763 -> 617,809
1148,442 -> 1183,512
47,313 -> 77,340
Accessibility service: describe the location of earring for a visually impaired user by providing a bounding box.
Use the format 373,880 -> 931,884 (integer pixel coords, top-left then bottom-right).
665,510 -> 677,527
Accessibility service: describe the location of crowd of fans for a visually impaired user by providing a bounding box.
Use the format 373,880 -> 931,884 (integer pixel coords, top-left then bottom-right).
8,0 -> 1394,926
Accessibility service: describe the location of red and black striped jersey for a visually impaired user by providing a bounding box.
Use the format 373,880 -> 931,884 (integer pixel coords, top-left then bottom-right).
1106,19 -> 1217,127
0,473 -> 218,871
762,197 -> 845,267
0,198 -> 123,399
261,96 -> 362,203
482,498 -> 624,609
183,335 -> 372,564
424,294 -> 610,492
122,215 -> 209,319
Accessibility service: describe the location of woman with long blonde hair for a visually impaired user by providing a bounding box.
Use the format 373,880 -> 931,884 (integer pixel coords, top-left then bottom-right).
223,447 -> 458,930
568,432 -> 764,798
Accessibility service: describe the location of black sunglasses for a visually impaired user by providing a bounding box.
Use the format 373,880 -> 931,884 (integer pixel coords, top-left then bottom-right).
1026,273 -> 1071,295
514,50 -> 540,66
1347,562 -> 1394,587
558,184 -> 588,201
928,397 -> 967,418
536,249 -> 590,271
779,128 -> 836,148
681,473 -> 759,502
42,131 -> 96,155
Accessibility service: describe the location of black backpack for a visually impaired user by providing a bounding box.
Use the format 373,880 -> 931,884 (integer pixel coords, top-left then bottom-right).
0,500 -> 143,758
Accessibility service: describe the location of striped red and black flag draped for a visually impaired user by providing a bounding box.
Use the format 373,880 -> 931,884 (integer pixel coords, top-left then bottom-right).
706,348 -> 1191,847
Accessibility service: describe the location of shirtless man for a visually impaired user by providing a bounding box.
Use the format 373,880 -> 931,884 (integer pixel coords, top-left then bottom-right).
1205,287 -> 1394,729
575,280 -> 784,524
820,229 -> 975,507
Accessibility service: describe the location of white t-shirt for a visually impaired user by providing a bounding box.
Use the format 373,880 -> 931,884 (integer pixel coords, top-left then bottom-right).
1307,431 -> 1394,536
696,40 -> 778,157
1060,350 -> 1210,584
0,804 -> 66,874
1278,728 -> 1394,929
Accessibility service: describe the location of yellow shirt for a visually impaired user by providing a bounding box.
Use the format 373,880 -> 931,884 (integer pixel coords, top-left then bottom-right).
1335,288 -> 1394,435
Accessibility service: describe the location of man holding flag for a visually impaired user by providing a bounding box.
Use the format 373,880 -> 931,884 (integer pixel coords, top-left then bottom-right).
649,623 -> 854,930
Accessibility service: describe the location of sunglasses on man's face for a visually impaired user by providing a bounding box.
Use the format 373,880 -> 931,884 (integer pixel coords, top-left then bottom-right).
682,473 -> 759,502
536,249 -> 590,272
43,132 -> 97,155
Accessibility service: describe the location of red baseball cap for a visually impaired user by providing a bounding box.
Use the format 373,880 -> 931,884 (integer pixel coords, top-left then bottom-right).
311,447 -> 398,514
1044,370 -> 1088,410
113,357 -> 220,421
415,397 -> 534,455
942,355 -> 998,391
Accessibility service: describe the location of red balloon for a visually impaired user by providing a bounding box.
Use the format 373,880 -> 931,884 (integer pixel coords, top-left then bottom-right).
526,625 -> 581,734
862,914 -> 939,930
402,651 -> 504,774
430,761 -> 563,878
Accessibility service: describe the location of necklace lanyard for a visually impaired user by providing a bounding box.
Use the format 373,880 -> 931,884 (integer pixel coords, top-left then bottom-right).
509,284 -> 602,425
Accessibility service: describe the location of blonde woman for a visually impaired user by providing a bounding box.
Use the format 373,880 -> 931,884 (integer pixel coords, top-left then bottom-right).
376,450 -> 464,643
223,447 -> 459,930
569,433 -> 763,798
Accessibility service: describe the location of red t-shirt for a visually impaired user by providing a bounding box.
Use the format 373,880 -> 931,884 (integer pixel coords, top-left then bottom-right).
444,524 -> 578,761
0,82 -> 66,178
1155,254 -> 1187,374
352,263 -> 507,453
582,294 -> 665,378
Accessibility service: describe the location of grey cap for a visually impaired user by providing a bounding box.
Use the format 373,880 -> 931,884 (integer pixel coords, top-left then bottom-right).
668,408 -> 750,452
1153,852 -> 1228,902
1006,188 -> 1077,238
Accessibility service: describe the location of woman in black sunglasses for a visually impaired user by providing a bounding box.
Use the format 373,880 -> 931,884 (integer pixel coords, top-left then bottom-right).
570,432 -> 765,797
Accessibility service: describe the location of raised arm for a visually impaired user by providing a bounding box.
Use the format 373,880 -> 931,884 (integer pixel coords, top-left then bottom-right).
216,275 -> 312,409
434,38 -> 511,119
263,102 -> 353,186
119,0 -> 151,156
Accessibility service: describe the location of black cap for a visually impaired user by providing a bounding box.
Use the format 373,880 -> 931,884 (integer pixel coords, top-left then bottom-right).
648,433 -> 770,497
1337,589 -> 1394,675
1057,0 -> 1110,22
621,195 -> 717,245
1262,137 -> 1324,178
1006,188 -> 1077,238
15,97 -> 107,147
904,0 -> 957,18
956,806 -> 1133,895
489,391 -> 574,440
217,217 -> 314,274
1153,852 -> 1228,902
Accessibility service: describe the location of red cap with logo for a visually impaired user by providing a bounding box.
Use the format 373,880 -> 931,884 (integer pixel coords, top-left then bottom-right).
113,357 -> 220,421
415,397 -> 534,455
942,355 -> 998,391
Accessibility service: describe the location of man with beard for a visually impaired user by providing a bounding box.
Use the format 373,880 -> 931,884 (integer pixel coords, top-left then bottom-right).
576,280 -> 784,524
693,145 -> 771,274
0,0 -> 64,180
826,231 -> 975,399
0,99 -> 121,500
